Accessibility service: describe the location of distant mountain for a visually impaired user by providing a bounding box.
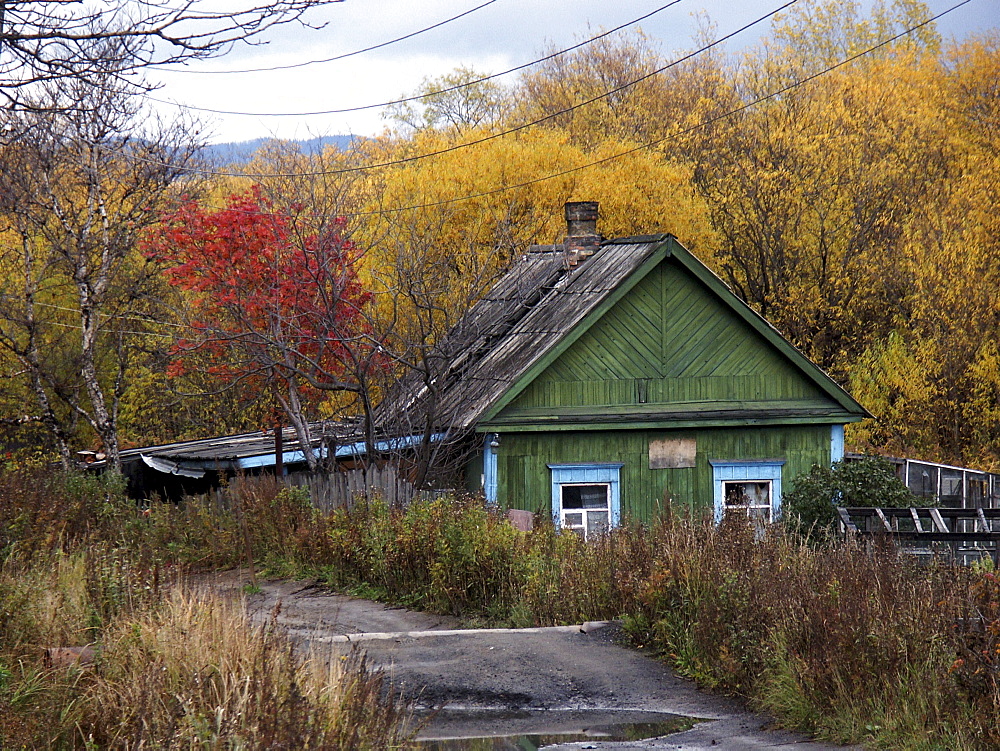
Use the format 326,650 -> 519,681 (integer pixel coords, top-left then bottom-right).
200,135 -> 363,165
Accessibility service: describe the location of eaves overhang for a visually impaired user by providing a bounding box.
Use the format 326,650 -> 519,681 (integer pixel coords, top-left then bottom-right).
478,404 -> 864,432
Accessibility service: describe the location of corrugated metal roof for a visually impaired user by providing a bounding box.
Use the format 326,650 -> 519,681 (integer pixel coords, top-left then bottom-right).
112,420 -> 363,468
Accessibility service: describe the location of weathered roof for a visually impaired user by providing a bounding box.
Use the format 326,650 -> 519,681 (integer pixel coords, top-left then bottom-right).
106,421 -> 362,477
378,237 -> 671,431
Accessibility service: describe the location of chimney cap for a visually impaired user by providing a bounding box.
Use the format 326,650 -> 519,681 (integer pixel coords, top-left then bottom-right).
564,201 -> 599,222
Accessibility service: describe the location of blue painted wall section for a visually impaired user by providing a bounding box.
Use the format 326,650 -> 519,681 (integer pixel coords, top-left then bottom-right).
830,424 -> 845,464
483,433 -> 499,505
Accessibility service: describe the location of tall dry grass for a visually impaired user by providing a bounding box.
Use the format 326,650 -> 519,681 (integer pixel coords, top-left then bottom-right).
5,466 -> 1000,747
78,590 -> 409,749
630,517 -> 980,747
0,469 -> 412,749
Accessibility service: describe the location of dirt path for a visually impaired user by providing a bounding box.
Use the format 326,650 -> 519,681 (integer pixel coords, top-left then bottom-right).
193,570 -> 858,750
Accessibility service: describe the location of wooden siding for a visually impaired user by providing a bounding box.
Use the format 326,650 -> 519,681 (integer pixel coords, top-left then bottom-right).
496,425 -> 831,521
503,260 -> 826,414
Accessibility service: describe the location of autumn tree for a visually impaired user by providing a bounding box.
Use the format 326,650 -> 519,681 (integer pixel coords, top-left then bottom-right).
385,66 -> 513,134
681,1 -> 946,376
144,186 -> 378,471
848,33 -> 1000,466
514,29 -> 679,149
0,52 -> 201,470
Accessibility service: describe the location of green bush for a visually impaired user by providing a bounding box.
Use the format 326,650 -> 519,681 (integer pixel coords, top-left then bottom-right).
782,456 -> 918,537
324,497 -> 529,617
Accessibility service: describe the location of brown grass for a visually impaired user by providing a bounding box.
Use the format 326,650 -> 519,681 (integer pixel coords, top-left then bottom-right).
77,590 -> 410,749
4,466 -> 1000,747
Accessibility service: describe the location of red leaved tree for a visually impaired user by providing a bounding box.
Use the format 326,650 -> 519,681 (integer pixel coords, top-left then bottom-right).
144,186 -> 378,470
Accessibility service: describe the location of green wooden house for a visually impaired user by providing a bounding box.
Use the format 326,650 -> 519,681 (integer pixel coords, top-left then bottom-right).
386,202 -> 868,536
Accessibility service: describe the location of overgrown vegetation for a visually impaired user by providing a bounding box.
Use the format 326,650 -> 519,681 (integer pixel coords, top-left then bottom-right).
4,467 -> 1000,748
0,470 -> 410,749
782,456 -> 921,538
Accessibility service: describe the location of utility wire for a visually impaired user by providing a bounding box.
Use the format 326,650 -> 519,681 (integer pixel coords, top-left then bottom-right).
31,301 -> 187,329
338,0 -> 971,218
152,0 -> 502,75
171,0 -> 970,221
129,0 -> 795,180
147,0 -> 687,117
31,319 -> 176,339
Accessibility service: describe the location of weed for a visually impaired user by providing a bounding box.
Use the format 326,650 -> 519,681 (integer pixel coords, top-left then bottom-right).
5,466 -> 1000,747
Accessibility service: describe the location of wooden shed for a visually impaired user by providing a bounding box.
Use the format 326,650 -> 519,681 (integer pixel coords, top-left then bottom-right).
386,202 -> 869,536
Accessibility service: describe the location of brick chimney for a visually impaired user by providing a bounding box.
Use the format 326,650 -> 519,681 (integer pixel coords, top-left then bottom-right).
563,201 -> 601,267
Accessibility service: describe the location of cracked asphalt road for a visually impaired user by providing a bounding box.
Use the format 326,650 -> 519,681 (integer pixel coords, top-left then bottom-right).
194,571 -> 859,750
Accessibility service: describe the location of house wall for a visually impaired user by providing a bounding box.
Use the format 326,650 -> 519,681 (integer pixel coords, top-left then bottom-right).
495,424 -> 831,521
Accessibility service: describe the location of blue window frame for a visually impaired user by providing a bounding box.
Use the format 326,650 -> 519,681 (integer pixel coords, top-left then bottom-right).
548,463 -> 623,539
710,459 -> 785,525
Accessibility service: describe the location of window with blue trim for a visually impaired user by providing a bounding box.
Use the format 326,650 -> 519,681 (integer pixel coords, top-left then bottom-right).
710,460 -> 785,528
548,463 -> 623,540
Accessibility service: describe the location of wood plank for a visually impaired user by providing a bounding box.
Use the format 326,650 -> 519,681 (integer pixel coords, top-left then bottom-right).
837,507 -> 859,533
671,315 -> 741,378
929,508 -> 949,533
875,507 -> 893,532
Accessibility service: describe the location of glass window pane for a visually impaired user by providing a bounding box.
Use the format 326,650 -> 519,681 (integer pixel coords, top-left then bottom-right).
724,483 -> 748,506
968,474 -> 987,507
724,481 -> 771,508
940,469 -> 963,507
562,484 -> 608,509
563,512 -> 583,527
587,511 -> 609,536
745,482 -> 770,505
580,486 -> 608,509
907,463 -> 938,499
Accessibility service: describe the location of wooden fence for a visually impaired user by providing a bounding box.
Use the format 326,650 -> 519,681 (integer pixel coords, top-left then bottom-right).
206,464 -> 448,513
288,464 -> 445,511
837,506 -> 1000,565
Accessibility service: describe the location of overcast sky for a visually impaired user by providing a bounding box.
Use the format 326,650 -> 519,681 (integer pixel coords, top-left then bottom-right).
147,0 -> 997,143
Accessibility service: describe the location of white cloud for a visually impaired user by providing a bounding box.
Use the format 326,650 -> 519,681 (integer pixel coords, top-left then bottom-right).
145,0 -> 993,142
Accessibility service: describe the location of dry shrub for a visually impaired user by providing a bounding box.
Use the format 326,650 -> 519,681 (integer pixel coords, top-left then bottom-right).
631,515 -> 983,746
522,521 -> 652,625
325,497 -> 527,617
133,494 -> 242,571
0,545 -> 165,658
235,476 -> 338,568
79,590 -> 410,749
0,469 -> 128,559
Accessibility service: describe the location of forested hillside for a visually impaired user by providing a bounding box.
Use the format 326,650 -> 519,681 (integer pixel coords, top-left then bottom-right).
1,0 -> 997,471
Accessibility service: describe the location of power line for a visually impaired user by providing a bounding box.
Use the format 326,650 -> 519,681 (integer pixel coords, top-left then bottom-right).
151,0 -> 502,76
128,1 -> 796,180
31,319 -> 176,339
338,0 -> 970,218
31,301 -> 187,329
146,0 -> 688,118
172,0 -> 970,222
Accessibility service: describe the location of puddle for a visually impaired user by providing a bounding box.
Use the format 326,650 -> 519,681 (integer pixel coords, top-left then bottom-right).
412,708 -> 698,750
